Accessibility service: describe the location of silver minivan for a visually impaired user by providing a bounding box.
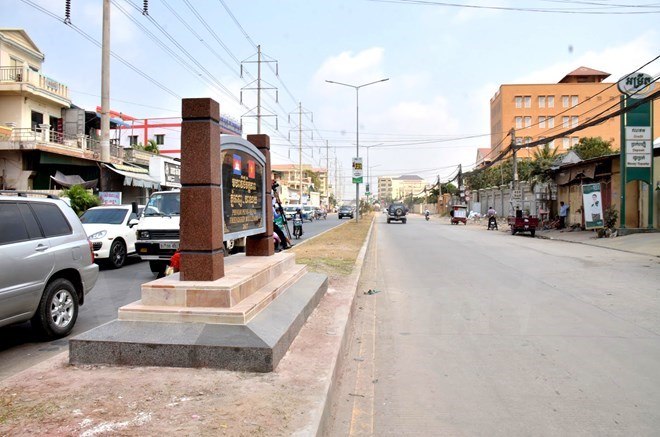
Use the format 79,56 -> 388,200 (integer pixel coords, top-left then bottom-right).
0,191 -> 99,338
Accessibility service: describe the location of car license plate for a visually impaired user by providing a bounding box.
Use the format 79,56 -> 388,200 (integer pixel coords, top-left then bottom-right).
159,242 -> 179,250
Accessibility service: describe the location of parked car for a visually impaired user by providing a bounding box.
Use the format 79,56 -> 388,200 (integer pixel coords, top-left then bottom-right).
0,191 -> 99,338
338,205 -> 354,219
80,204 -> 141,269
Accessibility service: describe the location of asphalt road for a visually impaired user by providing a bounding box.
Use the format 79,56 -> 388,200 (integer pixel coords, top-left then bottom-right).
0,214 -> 341,381
331,213 -> 660,436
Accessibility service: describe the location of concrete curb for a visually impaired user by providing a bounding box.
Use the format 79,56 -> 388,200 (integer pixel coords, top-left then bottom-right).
293,215 -> 376,436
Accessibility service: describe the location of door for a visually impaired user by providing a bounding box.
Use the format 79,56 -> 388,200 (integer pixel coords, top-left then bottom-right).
0,202 -> 53,326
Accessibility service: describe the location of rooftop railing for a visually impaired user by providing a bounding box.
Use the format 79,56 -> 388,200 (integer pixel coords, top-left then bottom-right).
0,66 -> 69,100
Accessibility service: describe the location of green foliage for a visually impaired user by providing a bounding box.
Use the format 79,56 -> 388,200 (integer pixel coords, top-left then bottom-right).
527,144 -> 560,190
304,170 -> 322,193
133,139 -> 160,155
604,206 -> 618,229
60,185 -> 100,216
328,193 -> 336,208
569,137 -> 614,160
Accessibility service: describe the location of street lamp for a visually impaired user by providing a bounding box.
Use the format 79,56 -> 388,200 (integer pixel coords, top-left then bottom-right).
325,78 -> 389,222
364,143 -> 384,203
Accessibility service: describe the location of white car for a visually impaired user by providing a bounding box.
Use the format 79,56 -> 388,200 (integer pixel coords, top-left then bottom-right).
80,205 -> 141,269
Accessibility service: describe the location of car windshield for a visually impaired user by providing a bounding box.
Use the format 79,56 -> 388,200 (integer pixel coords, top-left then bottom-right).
284,206 -> 297,213
144,193 -> 180,216
80,208 -> 127,225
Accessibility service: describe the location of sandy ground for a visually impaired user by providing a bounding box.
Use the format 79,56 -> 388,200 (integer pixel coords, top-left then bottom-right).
0,268 -> 358,437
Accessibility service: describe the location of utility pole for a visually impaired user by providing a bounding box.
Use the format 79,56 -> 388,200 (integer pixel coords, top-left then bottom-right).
288,104 -> 313,203
100,0 -> 111,162
241,46 -> 278,133
325,140 -> 330,203
510,128 -> 519,214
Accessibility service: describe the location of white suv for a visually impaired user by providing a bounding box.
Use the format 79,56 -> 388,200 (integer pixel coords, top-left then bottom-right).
80,204 -> 141,269
0,191 -> 99,338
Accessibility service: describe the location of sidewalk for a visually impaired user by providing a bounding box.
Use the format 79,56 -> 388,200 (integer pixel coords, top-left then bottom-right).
456,215 -> 659,258
535,227 -> 660,258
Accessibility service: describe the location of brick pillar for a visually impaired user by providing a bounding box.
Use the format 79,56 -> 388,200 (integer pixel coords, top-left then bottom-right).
245,134 -> 275,256
179,98 -> 225,280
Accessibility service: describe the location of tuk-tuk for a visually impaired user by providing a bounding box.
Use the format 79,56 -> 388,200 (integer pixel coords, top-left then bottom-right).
450,205 -> 468,225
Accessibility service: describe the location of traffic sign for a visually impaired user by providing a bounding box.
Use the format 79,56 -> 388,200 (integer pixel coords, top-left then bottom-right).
352,158 -> 363,178
352,177 -> 363,184
512,189 -> 522,200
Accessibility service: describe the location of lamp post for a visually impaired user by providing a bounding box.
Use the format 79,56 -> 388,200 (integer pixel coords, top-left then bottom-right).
325,78 -> 389,222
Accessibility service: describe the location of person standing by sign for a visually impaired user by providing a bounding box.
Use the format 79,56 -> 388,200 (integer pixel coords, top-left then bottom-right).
559,201 -> 569,229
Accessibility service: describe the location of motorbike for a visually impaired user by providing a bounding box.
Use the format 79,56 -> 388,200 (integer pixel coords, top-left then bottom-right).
425,212 -> 430,221
487,215 -> 498,230
293,218 -> 303,239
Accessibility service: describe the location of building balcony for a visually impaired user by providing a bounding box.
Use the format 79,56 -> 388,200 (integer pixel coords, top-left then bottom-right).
0,66 -> 70,106
0,127 -> 143,165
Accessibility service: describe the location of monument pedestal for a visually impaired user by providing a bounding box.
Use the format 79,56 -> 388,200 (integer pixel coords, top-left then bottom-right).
69,253 -> 327,372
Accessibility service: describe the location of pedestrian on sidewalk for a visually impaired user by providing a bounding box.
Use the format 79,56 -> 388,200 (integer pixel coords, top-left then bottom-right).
559,201 -> 569,229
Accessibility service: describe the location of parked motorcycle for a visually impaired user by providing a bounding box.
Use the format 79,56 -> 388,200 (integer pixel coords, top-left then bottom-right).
293,218 -> 303,239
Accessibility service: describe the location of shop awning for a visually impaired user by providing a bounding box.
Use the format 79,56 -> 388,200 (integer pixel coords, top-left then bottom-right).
104,164 -> 160,189
50,170 -> 98,189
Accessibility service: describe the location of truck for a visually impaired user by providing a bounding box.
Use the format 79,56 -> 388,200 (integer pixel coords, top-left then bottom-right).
133,190 -> 245,276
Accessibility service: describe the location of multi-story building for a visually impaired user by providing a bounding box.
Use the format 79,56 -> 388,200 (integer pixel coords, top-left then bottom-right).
271,163 -> 330,204
0,28 -> 163,203
116,114 -> 242,159
489,66 -> 660,159
378,174 -> 427,203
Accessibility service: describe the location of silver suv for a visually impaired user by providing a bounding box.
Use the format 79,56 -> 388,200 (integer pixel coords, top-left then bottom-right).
0,191 -> 99,338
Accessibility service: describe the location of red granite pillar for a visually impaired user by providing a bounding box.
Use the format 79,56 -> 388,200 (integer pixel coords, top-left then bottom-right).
245,134 -> 275,256
179,98 -> 225,280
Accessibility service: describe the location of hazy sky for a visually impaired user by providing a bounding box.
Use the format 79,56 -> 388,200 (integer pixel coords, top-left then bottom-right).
5,0 -> 660,196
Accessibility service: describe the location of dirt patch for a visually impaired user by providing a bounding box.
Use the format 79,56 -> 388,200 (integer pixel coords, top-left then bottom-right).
0,215 -> 373,436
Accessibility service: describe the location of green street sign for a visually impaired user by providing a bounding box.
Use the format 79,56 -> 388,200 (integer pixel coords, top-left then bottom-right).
352,177 -> 363,184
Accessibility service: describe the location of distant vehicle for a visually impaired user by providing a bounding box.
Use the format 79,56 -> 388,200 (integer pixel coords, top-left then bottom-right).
80,204 -> 141,269
313,206 -> 327,220
283,205 -> 300,220
338,205 -> 354,219
0,191 -> 99,338
386,202 -> 408,224
302,205 -> 315,222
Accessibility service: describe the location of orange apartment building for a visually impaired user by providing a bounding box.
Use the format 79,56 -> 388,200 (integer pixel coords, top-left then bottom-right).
489,66 -> 660,159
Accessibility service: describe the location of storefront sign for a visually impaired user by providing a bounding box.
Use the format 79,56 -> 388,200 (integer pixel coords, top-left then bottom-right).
221,136 -> 266,239
99,192 -> 122,205
617,73 -> 655,99
164,161 -> 180,184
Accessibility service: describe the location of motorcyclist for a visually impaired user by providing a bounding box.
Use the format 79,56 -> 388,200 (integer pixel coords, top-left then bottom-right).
424,209 -> 430,219
487,206 -> 498,230
293,207 -> 304,236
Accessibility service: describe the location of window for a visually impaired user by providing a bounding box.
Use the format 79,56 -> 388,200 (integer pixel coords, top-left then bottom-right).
523,96 -> 531,108
562,137 -> 570,149
562,116 -> 569,128
129,135 -> 138,146
515,116 -> 522,129
571,136 -> 579,146
524,136 -> 532,144
0,203 -> 30,244
538,96 -> 545,108
524,116 -> 531,128
547,96 -> 555,108
571,95 -> 578,107
539,116 -> 546,128
31,203 -> 71,237
515,96 -> 522,108
547,116 -> 555,128
155,134 -> 165,145
562,95 -> 569,108
571,116 -> 579,128
515,137 -> 523,146
548,139 -> 555,148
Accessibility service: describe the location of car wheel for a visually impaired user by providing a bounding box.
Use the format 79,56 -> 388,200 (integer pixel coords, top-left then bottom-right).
511,227 -> 517,235
402,219 -> 407,224
387,219 -> 391,223
109,239 -> 127,269
31,278 -> 79,339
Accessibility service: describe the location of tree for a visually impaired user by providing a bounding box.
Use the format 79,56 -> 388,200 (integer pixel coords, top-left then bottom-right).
60,185 -> 100,216
304,170 -> 321,193
569,137 -> 613,160
527,144 -> 559,190
143,139 -> 160,155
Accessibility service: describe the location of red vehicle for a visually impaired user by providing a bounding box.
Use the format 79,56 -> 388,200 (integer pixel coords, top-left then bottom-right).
507,213 -> 539,237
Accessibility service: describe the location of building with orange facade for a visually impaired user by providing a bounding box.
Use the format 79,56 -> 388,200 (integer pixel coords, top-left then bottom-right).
489,66 -> 660,159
